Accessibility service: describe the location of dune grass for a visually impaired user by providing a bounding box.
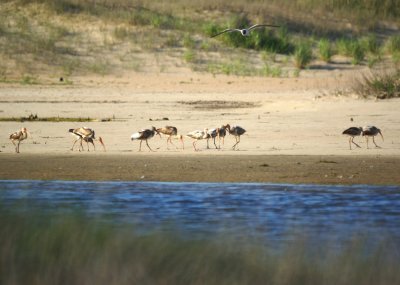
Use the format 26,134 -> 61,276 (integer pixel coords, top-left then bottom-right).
0,208 -> 399,285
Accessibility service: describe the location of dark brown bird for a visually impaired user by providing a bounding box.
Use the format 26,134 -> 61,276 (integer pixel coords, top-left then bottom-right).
9,127 -> 29,153
362,126 -> 384,148
69,127 -> 106,152
131,127 -> 160,152
342,127 -> 362,150
224,124 -> 246,150
156,126 -> 184,150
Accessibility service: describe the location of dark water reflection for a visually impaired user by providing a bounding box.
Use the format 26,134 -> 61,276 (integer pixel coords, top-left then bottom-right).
1,180 -> 400,245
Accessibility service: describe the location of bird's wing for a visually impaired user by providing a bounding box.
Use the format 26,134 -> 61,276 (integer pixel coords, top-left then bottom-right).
248,24 -> 280,31
210,28 -> 237,38
9,131 -> 19,139
76,127 -> 92,137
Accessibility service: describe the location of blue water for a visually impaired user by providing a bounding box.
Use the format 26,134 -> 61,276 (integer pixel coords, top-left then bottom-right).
1,180 -> 400,245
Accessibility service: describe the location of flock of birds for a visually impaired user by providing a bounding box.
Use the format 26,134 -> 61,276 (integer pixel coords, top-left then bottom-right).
9,124 -> 384,153
6,24 -> 387,154
342,126 -> 384,150
8,124 -> 247,153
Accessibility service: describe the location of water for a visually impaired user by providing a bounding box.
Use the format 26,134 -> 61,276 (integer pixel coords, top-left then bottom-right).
1,180 -> 400,245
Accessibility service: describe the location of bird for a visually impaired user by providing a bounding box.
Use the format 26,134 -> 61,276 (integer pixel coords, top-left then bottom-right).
9,127 -> 29,153
156,126 -> 184,150
362,126 -> 384,148
211,24 -> 280,38
186,129 -> 209,151
224,124 -> 246,150
131,127 -> 160,152
206,128 -> 220,149
68,127 -> 106,152
342,127 -> 362,150
217,126 -> 227,148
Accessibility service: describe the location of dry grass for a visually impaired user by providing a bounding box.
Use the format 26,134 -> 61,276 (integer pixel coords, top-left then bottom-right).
0,0 -> 399,80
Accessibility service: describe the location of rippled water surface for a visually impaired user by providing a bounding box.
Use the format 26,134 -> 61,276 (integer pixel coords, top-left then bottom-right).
1,180 -> 400,244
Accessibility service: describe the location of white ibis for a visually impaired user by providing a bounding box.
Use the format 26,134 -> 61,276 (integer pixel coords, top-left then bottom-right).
224,124 -> 246,150
156,126 -> 184,150
342,127 -> 362,150
186,129 -> 209,151
68,127 -> 105,152
9,127 -> 29,153
362,126 -> 384,148
131,127 -> 160,152
211,24 -> 280,38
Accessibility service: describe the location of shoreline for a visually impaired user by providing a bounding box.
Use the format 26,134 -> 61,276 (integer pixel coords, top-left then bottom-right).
1,153 -> 399,185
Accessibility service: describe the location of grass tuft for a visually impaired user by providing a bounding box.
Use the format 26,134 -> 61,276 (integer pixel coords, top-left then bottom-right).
0,209 -> 399,285
294,41 -> 312,69
353,69 -> 400,99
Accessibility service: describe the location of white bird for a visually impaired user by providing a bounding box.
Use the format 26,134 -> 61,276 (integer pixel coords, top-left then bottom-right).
156,126 -> 184,150
131,127 -> 160,152
69,127 -> 105,152
211,23 -> 280,38
224,124 -> 246,150
186,129 -> 209,151
9,127 -> 29,153
362,126 -> 384,148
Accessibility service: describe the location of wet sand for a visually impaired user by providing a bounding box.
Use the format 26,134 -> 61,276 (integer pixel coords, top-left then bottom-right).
1,153 -> 399,185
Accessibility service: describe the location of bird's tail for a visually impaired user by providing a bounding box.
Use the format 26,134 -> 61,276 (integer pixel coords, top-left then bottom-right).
131,133 -> 141,140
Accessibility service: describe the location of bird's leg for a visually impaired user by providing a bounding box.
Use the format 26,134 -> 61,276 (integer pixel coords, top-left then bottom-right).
351,137 -> 361,148
206,138 -> 210,149
168,136 -> 178,149
232,136 -> 240,150
90,141 -> 96,151
11,140 -> 17,153
372,137 -> 380,148
17,141 -> 20,153
365,137 -> 369,149
145,139 -> 154,152
213,137 -> 218,149
71,138 -> 80,151
348,137 -> 352,150
193,140 -> 198,151
139,140 -> 143,152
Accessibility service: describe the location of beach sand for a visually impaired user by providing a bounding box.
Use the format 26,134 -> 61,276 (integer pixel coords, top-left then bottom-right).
1,71 -> 399,184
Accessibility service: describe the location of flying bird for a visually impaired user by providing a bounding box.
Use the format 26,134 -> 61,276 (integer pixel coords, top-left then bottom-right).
211,24 -> 280,38
186,129 -> 209,151
9,127 -> 29,153
342,127 -> 362,150
362,126 -> 384,148
224,124 -> 246,150
131,127 -> 160,152
69,127 -> 105,152
156,126 -> 184,150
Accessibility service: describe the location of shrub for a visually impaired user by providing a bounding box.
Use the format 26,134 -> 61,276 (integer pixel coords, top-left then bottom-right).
386,35 -> 400,53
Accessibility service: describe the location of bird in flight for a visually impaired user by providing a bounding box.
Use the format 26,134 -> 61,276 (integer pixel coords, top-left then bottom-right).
211,24 -> 280,38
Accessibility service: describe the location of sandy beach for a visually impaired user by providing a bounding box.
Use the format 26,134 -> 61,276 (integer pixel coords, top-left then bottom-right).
1,72 -> 399,184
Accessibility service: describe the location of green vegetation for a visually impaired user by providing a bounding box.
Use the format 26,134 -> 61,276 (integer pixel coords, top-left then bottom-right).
354,69 -> 400,99
318,39 -> 332,63
294,41 -> 313,69
0,0 -> 399,79
0,209 -> 399,285
0,114 -> 109,122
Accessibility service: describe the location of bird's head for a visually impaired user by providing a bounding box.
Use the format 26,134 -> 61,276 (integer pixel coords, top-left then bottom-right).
68,128 -> 74,133
152,126 -> 162,138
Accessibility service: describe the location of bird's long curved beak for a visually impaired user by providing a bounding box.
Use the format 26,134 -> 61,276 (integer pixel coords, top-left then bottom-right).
99,136 -> 106,152
379,131 -> 384,142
